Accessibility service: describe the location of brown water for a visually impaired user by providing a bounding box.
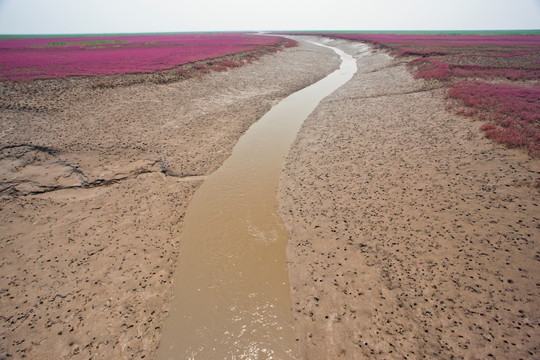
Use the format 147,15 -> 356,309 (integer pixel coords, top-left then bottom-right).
156,41 -> 357,360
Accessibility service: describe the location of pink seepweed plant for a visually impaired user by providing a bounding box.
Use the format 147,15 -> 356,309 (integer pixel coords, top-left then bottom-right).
448,81 -> 540,155
313,32 -> 540,156
0,33 -> 296,81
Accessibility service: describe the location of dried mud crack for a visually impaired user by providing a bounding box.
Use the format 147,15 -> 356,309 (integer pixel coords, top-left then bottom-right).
0,144 -> 207,196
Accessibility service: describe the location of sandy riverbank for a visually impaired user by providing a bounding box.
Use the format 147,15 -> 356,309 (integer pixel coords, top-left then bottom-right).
0,41 -> 340,359
279,38 -> 539,359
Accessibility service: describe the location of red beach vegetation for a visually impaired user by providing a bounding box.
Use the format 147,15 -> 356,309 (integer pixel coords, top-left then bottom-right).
0,33 -> 296,82
310,33 -> 540,156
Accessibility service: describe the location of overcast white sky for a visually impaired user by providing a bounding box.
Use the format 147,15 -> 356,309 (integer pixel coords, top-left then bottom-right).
0,0 -> 538,34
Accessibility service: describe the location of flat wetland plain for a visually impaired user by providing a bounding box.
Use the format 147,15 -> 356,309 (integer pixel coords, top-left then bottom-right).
1,32 -> 539,359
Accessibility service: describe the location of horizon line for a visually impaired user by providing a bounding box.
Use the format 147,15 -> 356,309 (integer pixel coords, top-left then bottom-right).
1,29 -> 540,37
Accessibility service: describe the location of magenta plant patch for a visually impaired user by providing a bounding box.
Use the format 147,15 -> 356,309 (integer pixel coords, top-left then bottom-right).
0,33 -> 295,81
411,58 -> 540,81
312,32 -> 540,156
448,81 -> 540,155
317,33 -> 540,53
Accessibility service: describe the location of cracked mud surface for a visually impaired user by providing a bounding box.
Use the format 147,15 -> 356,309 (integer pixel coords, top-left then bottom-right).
279,39 -> 539,359
0,41 -> 340,359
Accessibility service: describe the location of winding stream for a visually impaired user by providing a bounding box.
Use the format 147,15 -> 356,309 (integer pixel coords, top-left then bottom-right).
156,40 -> 357,359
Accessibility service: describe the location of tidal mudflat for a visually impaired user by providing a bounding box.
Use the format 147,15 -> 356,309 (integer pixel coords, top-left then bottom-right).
1,33 -> 538,359
279,37 -> 539,359
0,36 -> 339,359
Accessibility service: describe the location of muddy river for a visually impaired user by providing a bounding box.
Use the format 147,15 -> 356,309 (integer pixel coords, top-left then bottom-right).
156,40 -> 357,359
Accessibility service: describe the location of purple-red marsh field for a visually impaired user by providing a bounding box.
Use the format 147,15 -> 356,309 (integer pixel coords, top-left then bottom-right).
0,33 -> 295,81
313,33 -> 540,156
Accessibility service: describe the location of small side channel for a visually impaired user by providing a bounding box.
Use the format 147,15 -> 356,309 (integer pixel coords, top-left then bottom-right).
156,40 -> 357,360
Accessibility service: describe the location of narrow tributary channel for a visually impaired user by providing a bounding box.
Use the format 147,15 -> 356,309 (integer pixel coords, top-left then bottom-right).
156,40 -> 357,359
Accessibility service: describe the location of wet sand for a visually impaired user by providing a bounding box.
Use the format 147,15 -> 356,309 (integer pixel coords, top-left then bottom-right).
0,41 -> 340,359
279,38 -> 540,359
